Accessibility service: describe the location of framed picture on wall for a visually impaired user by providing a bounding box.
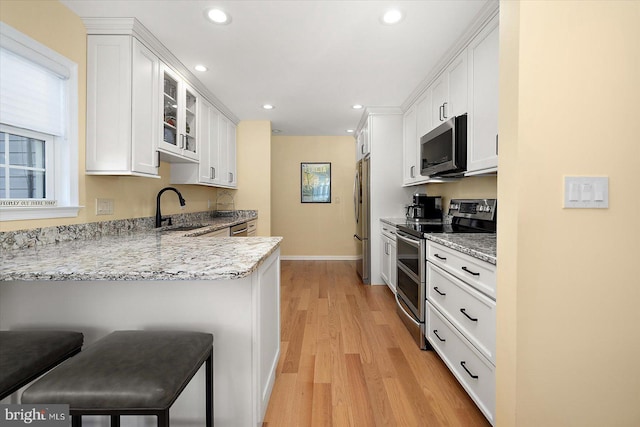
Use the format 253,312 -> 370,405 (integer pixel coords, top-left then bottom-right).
301,162 -> 331,203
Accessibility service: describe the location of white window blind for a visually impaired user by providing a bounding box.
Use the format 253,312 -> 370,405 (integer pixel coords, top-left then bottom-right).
0,47 -> 65,136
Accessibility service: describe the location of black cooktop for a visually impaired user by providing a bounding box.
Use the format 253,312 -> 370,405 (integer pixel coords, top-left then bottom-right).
397,198 -> 497,239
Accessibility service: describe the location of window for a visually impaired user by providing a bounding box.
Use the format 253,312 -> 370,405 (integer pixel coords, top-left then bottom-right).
0,22 -> 79,221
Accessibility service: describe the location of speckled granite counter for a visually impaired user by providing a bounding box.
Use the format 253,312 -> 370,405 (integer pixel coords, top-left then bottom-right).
380,217 -> 407,227
425,233 -> 496,265
0,230 -> 282,282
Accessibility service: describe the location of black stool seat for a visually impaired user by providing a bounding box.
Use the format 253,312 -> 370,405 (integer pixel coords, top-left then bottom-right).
0,330 -> 84,400
22,330 -> 213,427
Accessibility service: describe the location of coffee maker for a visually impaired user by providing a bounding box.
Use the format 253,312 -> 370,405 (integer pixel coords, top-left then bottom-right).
406,193 -> 442,221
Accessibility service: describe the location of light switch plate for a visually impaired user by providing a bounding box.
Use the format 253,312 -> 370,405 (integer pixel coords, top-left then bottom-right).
563,176 -> 609,208
96,198 -> 114,215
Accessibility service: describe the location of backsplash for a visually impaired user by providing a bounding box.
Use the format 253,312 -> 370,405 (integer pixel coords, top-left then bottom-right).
0,210 -> 257,251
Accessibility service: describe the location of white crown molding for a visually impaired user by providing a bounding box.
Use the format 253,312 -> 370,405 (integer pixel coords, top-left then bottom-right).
356,106 -> 403,133
82,17 -> 239,125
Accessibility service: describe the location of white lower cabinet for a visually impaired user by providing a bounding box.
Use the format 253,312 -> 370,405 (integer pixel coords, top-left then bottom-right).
427,262 -> 496,363
427,303 -> 495,424
426,240 -> 496,425
380,222 -> 397,293
247,220 -> 257,236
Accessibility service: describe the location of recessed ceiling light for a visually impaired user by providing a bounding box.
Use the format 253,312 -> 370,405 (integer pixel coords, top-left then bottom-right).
262,104 -> 275,110
382,9 -> 403,25
352,104 -> 363,110
346,129 -> 355,133
194,64 -> 208,72
205,8 -> 231,24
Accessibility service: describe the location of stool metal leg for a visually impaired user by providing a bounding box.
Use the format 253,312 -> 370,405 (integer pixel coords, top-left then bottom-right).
71,415 -> 82,427
206,349 -> 213,427
110,415 -> 120,427
157,409 -> 169,427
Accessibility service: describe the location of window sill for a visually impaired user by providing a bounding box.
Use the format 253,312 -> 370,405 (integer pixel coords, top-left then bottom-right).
0,206 -> 82,222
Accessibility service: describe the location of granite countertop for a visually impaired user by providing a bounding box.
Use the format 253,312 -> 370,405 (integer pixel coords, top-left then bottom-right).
425,233 -> 496,265
380,217 -> 407,227
0,228 -> 282,282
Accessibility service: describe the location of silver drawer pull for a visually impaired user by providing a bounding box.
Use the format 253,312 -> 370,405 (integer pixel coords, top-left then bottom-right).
462,266 -> 480,276
433,330 -> 446,342
434,287 -> 446,296
460,308 -> 478,322
434,254 -> 447,261
460,361 -> 479,379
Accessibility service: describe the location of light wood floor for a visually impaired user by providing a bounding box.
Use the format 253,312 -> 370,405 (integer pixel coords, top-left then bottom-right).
262,260 -> 490,426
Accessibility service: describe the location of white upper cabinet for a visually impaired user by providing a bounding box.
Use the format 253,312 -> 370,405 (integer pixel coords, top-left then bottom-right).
171,101 -> 237,189
84,18 -> 238,183
431,52 -> 468,127
401,8 -> 499,183
402,105 -> 418,185
86,35 -> 160,177
466,15 -> 499,175
356,124 -> 370,161
159,65 -> 198,162
214,115 -> 237,188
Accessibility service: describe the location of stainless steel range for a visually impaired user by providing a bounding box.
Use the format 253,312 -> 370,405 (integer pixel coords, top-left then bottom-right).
395,199 -> 497,349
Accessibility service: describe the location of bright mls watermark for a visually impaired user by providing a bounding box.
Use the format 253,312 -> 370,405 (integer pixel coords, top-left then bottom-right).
0,405 -> 69,426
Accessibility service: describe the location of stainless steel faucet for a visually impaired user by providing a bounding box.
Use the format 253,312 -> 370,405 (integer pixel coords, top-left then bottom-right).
155,187 -> 186,228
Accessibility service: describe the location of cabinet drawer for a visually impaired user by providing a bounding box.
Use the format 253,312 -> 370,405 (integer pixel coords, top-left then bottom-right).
427,303 -> 495,425
247,220 -> 257,232
380,222 -> 397,241
427,241 -> 496,298
427,262 -> 496,363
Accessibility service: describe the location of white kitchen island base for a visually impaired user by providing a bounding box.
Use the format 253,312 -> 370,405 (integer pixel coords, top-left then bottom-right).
0,249 -> 280,427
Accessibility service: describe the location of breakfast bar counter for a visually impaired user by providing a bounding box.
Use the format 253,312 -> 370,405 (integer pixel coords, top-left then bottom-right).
0,230 -> 282,427
0,231 -> 281,281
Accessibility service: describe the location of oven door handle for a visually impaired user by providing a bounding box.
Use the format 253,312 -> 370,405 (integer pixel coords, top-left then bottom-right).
396,231 -> 420,248
395,293 -> 420,327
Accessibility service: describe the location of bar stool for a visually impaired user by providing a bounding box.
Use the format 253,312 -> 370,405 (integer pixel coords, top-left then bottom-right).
0,330 -> 84,401
22,330 -> 213,427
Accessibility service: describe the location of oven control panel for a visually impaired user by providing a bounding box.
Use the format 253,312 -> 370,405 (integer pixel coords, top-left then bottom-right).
448,199 -> 497,221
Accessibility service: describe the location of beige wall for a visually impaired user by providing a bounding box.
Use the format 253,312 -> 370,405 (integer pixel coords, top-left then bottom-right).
497,1 -> 640,426
235,121 -> 271,236
271,136 -> 358,257
0,0 -> 219,232
424,176 -> 497,211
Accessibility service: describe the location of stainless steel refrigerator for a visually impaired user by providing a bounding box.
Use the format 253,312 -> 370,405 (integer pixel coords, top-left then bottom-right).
353,155 -> 370,284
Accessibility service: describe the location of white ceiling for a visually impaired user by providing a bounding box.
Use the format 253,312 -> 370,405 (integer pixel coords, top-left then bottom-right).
61,0 -> 489,136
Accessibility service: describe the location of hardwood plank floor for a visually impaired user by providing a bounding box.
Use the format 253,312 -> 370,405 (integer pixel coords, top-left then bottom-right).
263,260 -> 490,426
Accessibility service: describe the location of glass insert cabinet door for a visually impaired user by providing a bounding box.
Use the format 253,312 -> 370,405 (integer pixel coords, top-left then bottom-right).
162,71 -> 178,147
162,66 -> 197,158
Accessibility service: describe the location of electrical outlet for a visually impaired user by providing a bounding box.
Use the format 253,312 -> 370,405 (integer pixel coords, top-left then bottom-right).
96,198 -> 114,215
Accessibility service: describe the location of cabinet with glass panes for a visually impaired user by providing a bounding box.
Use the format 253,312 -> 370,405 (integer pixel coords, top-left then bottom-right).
159,64 -> 198,161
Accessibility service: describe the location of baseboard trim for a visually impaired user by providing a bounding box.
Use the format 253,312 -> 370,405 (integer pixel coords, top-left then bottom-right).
280,255 -> 360,261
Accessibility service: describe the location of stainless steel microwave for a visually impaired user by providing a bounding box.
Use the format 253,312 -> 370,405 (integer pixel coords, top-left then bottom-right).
420,114 -> 467,177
